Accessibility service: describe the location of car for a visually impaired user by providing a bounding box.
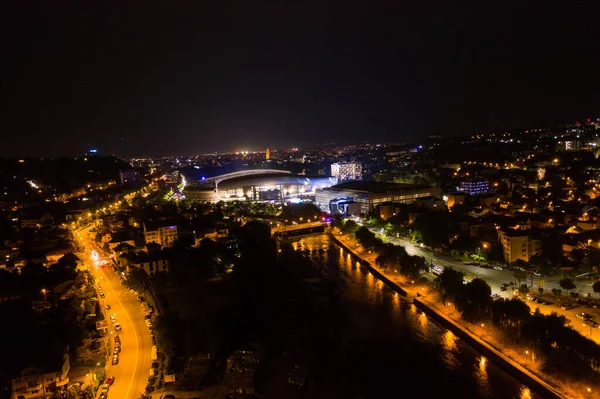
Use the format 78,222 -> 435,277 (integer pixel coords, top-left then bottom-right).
114,322 -> 122,331
99,394 -> 107,399
160,395 -> 176,399
112,355 -> 119,365
584,319 -> 599,328
576,312 -> 593,320
106,376 -> 115,385
105,304 -> 111,310
114,346 -> 121,353
500,286 -> 507,291
561,303 -> 576,310
493,266 -> 503,271
99,293 -> 105,298
114,335 -> 120,343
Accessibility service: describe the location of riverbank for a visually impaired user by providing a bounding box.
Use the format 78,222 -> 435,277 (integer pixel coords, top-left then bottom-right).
330,231 -> 576,399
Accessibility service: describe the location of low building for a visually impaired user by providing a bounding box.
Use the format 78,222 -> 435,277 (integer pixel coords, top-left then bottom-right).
123,246 -> 169,275
316,181 -> 441,215
10,351 -> 70,399
143,221 -> 178,248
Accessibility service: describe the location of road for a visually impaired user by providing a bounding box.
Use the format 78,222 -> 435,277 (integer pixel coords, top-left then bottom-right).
373,229 -> 597,296
76,225 -> 152,399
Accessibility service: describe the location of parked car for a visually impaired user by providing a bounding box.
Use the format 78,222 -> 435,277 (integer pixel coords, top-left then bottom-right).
105,304 -> 111,310
114,335 -> 120,343
106,376 -> 115,385
561,303 -> 576,310
114,322 -> 122,331
112,354 -> 119,365
160,395 -> 176,399
584,319 -> 599,328
500,286 -> 507,291
576,312 -> 593,320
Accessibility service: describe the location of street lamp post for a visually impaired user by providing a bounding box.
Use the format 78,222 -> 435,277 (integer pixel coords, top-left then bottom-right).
587,387 -> 592,399
480,323 -> 485,337
525,350 -> 529,365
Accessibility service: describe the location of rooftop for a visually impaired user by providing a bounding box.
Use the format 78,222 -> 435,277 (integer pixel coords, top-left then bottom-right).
327,181 -> 431,194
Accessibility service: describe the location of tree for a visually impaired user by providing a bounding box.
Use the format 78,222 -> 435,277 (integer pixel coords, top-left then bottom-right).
400,255 -> 428,278
438,268 -> 464,302
593,281 -> 600,298
410,212 -> 449,248
457,278 -> 492,321
341,220 -> 359,235
127,268 -> 149,292
513,269 -> 527,285
559,278 -> 576,292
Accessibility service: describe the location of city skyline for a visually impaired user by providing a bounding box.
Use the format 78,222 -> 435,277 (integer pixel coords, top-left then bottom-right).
1,2 -> 600,157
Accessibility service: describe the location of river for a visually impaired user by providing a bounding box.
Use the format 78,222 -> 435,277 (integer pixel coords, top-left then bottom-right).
291,234 -> 538,399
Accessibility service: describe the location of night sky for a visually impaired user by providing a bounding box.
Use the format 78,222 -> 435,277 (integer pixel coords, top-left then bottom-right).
1,1 -> 599,157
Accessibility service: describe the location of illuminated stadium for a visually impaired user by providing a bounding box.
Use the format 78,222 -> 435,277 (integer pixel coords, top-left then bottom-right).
184,169 -> 337,202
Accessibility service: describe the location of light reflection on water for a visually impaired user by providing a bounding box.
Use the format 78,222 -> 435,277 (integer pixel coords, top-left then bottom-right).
291,234 -> 537,399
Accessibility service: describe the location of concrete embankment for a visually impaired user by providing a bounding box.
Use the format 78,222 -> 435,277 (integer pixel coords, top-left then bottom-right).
329,233 -> 408,297
413,298 -> 564,399
329,233 -> 564,399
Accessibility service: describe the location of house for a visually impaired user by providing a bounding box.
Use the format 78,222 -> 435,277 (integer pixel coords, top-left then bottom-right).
122,246 -> 169,275
143,221 -> 178,248
44,246 -> 76,266
111,242 -> 136,266
10,351 -> 70,399
57,253 -> 83,269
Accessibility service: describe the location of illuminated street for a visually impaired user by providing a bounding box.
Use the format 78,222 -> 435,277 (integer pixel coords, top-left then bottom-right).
373,229 -> 597,296
78,224 -> 153,399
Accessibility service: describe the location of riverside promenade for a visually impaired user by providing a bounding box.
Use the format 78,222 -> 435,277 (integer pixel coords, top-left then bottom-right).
330,231 -> 566,399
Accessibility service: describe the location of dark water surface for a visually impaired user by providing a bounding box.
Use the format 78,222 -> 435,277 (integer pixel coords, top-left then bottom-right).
291,234 -> 538,399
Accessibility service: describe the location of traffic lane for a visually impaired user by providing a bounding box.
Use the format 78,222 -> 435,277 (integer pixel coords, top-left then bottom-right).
103,266 -> 152,398
98,267 -> 139,399
100,266 -> 150,399
89,265 -> 133,398
386,235 -> 578,293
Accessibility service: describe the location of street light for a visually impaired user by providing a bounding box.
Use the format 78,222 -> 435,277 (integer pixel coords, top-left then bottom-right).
525,350 -> 529,365
587,388 -> 592,399
480,323 -> 485,337
41,289 -> 47,301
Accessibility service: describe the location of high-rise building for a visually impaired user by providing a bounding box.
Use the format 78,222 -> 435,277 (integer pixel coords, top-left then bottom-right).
330,162 -> 362,181
265,148 -> 270,160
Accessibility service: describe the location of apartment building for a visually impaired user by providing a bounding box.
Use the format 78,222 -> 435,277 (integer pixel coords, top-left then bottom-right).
498,228 -> 542,263
143,221 -> 178,248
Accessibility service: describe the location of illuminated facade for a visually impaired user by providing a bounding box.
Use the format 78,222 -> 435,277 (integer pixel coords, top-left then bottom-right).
498,229 -> 542,263
331,162 -> 362,181
316,181 -> 441,215
143,222 -> 178,247
457,178 -> 490,196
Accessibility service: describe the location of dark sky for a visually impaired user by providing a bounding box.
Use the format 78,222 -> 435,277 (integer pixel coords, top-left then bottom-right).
1,1 -> 599,157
